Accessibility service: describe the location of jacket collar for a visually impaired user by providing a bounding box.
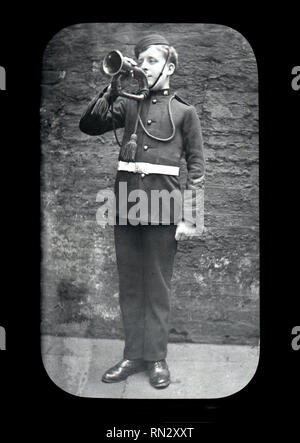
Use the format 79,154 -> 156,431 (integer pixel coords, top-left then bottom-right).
149,88 -> 170,97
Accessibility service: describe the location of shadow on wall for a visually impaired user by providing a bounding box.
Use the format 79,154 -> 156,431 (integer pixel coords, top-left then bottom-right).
56,279 -> 89,323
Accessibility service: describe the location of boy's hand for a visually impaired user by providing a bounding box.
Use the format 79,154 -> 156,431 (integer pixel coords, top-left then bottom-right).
123,56 -> 137,67
175,221 -> 205,241
106,57 -> 137,98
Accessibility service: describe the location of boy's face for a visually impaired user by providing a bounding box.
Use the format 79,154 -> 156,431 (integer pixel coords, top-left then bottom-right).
137,46 -> 175,90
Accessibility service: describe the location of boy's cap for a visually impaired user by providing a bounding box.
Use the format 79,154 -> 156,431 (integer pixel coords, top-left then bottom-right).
134,34 -> 170,58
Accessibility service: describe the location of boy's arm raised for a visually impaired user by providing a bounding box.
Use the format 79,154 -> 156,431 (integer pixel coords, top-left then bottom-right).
79,85 -> 126,136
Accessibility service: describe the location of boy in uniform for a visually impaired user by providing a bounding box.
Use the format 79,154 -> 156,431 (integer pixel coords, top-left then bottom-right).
79,34 -> 205,389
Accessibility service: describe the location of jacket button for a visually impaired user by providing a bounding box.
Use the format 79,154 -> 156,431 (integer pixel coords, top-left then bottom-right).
144,145 -> 148,150
147,119 -> 152,125
141,173 -> 145,178
152,99 -> 157,104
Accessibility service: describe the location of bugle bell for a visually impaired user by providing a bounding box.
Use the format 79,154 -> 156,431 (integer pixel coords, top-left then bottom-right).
103,50 -> 135,76
102,50 -> 149,101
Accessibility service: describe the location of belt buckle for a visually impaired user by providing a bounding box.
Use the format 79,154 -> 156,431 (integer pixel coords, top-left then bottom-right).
134,163 -> 142,174
135,163 -> 149,175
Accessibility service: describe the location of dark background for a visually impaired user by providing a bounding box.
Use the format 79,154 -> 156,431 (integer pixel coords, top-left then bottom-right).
0,9 -> 299,438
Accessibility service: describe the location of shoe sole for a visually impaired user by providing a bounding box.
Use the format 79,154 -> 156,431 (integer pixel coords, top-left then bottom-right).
150,380 -> 170,389
101,368 -> 147,383
102,377 -> 127,383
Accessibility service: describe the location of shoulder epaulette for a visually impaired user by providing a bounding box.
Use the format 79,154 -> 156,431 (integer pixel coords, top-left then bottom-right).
174,93 -> 191,106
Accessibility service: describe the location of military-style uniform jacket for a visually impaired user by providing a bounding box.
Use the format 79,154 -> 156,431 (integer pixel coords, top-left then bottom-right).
79,87 -> 205,225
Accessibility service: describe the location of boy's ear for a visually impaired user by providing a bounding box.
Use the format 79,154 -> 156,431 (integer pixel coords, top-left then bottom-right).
167,63 -> 176,76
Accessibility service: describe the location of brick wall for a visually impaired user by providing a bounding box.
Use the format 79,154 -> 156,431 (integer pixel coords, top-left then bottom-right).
41,23 -> 259,345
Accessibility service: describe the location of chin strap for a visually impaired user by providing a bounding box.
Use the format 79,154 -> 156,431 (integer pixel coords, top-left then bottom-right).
149,47 -> 170,91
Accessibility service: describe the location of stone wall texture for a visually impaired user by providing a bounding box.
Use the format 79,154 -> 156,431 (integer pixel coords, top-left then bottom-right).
40,23 -> 259,345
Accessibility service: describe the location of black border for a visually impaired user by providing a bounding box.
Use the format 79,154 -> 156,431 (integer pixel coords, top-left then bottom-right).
1,10 -> 299,436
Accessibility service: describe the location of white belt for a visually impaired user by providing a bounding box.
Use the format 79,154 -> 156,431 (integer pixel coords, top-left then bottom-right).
118,161 -> 180,176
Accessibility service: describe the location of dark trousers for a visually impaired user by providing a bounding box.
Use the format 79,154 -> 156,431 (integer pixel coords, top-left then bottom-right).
114,224 -> 178,361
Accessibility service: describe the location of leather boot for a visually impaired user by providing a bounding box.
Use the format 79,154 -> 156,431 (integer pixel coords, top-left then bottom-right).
102,358 -> 147,383
148,359 -> 170,389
